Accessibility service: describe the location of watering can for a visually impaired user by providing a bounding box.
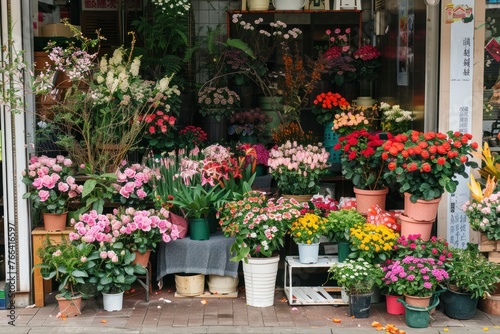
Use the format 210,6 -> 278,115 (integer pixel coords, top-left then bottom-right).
397,297 -> 440,328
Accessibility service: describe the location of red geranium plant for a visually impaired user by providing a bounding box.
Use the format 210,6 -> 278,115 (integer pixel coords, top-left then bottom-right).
334,130 -> 391,190
382,130 -> 478,202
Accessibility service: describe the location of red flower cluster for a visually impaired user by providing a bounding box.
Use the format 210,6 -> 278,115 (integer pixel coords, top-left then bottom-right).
142,110 -> 176,135
353,45 -> 381,61
177,126 -> 208,151
311,92 -> 350,124
139,110 -> 177,152
334,130 -> 391,190
382,130 -> 478,201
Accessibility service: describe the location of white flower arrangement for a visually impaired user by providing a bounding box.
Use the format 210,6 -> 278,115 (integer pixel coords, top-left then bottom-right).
380,102 -> 414,134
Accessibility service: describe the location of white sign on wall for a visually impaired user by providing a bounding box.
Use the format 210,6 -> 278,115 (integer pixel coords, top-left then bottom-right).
447,1 -> 474,248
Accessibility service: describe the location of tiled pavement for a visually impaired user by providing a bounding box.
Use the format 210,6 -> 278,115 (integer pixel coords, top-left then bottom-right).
1,282 -> 500,334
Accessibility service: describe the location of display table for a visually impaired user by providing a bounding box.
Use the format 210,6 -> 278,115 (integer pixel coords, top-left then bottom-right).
156,231 -> 238,281
31,227 -> 73,307
284,255 -> 348,306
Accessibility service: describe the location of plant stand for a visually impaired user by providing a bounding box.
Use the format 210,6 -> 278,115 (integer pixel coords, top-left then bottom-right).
284,256 -> 348,306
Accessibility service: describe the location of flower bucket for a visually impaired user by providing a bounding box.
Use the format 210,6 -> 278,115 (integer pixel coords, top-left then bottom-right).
349,293 -> 373,318
175,273 -> 205,297
337,241 -> 350,263
324,122 -> 341,165
207,275 -> 239,294
398,297 -> 440,328
386,295 -> 405,315
442,290 -> 478,320
297,243 -> 319,264
43,212 -> 68,232
189,217 -> 210,240
102,291 -> 124,312
243,255 -> 279,307
404,294 -> 432,308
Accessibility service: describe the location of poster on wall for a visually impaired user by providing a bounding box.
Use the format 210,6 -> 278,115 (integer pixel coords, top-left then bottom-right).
397,0 -> 414,86
446,1 -> 474,248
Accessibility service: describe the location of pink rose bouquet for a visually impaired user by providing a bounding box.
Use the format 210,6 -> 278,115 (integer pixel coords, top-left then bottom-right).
114,161 -> 157,209
268,140 -> 330,195
22,155 -> 82,214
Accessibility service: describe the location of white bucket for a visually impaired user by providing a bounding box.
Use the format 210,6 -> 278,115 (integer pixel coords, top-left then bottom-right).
102,291 -> 124,312
272,0 -> 307,10
207,275 -> 239,294
298,243 -> 320,264
243,256 -> 279,307
175,274 -> 205,296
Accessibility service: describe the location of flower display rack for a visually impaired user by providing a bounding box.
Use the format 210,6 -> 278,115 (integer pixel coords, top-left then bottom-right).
283,256 -> 348,305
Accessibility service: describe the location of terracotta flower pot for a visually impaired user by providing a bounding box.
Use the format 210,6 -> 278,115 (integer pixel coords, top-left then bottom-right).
353,187 -> 389,215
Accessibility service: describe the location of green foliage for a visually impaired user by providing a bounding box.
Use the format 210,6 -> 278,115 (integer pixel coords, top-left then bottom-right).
325,209 -> 365,242
77,172 -> 117,215
34,236 -> 99,299
93,242 -> 147,294
445,244 -> 500,299
168,184 -> 229,218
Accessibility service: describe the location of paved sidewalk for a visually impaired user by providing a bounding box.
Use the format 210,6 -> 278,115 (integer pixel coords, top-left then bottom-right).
1,285 -> 500,334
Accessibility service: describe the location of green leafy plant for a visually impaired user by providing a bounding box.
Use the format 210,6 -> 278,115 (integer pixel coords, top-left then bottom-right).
325,209 -> 365,242
93,242 -> 147,294
34,236 -> 99,300
444,244 -> 500,299
168,184 -> 229,218
74,172 -> 118,215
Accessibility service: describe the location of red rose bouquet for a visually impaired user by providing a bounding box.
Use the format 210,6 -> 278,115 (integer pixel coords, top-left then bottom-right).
353,45 -> 382,81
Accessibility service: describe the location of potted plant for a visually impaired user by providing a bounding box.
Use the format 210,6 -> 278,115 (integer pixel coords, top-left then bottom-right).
322,28 -> 357,88
442,244 -> 500,320
352,45 -> 382,82
382,130 -> 478,238
348,223 -> 398,265
328,258 -> 382,318
219,191 -> 302,307
252,143 -> 270,176
93,241 -> 147,311
268,140 -> 330,198
34,236 -> 98,316
289,212 -> 328,264
167,184 -> 229,240
114,206 -> 180,266
381,255 -> 448,308
334,130 -> 392,214
325,209 -> 365,262
22,155 -> 82,231
68,210 -> 147,311
332,111 -> 370,135
227,108 -> 272,141
175,126 -> 208,152
392,234 -> 453,262
462,174 -> 500,240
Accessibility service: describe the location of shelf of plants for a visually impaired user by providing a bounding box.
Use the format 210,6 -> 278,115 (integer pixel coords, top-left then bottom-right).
283,256 -> 348,306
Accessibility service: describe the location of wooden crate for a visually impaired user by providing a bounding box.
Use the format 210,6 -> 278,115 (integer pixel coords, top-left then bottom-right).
479,232 -> 498,252
488,251 -> 500,264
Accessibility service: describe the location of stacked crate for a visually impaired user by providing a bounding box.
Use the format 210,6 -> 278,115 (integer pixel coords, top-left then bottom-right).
0,283 -> 10,310
479,233 -> 500,263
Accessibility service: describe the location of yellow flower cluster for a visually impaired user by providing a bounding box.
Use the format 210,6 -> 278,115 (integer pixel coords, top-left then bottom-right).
290,213 -> 328,244
349,223 -> 399,263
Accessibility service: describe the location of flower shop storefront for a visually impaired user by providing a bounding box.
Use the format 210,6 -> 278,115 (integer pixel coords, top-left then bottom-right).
0,0 -> 495,323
